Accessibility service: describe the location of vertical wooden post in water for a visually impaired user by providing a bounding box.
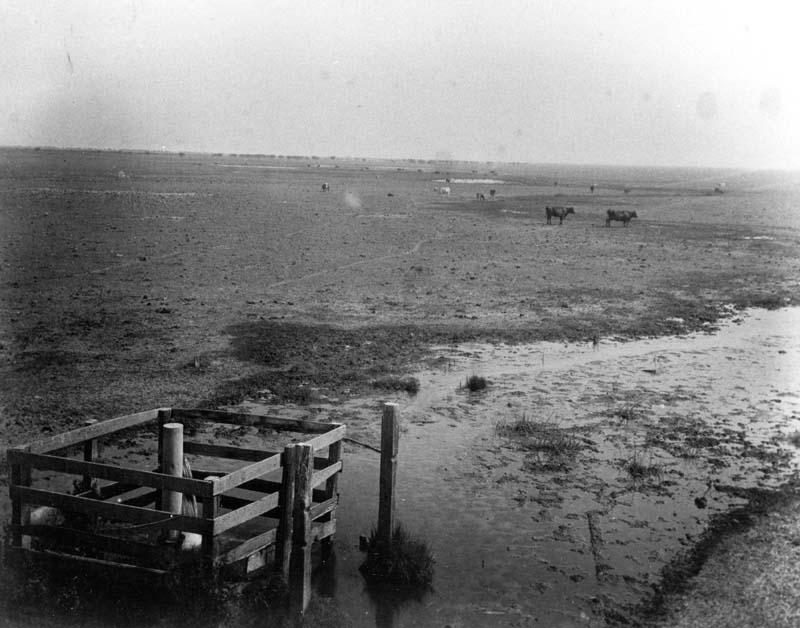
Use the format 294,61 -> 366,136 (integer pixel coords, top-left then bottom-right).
378,402 -> 400,551
161,422 -> 183,543
289,443 -> 313,616
277,444 -> 297,579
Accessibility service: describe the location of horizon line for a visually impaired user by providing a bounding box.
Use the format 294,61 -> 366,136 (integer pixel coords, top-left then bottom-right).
0,144 -> 791,173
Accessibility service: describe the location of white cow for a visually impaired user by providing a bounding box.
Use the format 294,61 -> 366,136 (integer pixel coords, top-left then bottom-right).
439,186 -> 451,195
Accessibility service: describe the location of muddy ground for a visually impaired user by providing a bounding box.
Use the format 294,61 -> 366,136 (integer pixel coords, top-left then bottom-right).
1,148 -> 800,626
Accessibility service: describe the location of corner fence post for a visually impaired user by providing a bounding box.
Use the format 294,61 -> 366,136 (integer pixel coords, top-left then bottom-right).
378,402 -> 400,551
289,443 -> 313,616
160,422 -> 184,543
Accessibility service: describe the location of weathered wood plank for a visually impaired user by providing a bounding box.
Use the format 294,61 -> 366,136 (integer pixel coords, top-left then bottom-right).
289,444 -> 313,615
310,461 -> 343,489
213,493 -> 280,535
16,524 -> 164,564
276,444 -> 295,578
319,439 -> 342,557
309,496 -> 338,521
12,486 -> 211,535
378,403 -> 399,550
311,519 -> 336,543
19,409 -> 160,454
218,494 -> 280,517
171,408 -> 336,434
215,529 -> 277,566
17,547 -> 168,579
212,454 -> 282,495
75,483 -> 157,508
184,441 -> 276,462
233,478 -> 328,503
8,451 -> 212,498
305,424 -> 346,452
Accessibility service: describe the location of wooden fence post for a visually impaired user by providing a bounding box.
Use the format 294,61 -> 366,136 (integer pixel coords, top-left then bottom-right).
9,455 -> 31,549
160,422 -> 183,543
277,444 -> 296,579
289,443 -> 313,617
320,439 -> 342,559
378,402 -> 400,551
202,476 -> 220,571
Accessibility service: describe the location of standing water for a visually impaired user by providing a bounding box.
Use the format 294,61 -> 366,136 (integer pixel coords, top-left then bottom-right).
284,307 -> 800,627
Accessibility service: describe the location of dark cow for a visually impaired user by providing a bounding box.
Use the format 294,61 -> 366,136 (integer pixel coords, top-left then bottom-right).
545,205 -> 575,225
476,192 -> 486,201
321,182 -> 330,192
605,209 -> 637,227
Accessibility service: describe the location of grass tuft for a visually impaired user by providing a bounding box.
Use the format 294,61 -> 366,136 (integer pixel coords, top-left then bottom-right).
359,523 -> 434,587
497,414 -> 583,470
463,374 -> 488,392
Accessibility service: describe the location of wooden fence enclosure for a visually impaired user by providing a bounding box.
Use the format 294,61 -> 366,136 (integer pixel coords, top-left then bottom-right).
7,407 -> 345,591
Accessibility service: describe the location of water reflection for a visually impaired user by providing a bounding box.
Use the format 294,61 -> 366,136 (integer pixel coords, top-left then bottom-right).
363,581 -> 432,628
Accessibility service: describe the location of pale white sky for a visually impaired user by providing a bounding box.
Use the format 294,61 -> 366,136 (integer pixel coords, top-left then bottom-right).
2,0 -> 798,168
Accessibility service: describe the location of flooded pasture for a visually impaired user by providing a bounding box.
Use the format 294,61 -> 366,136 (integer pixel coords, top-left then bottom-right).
268,306 -> 800,626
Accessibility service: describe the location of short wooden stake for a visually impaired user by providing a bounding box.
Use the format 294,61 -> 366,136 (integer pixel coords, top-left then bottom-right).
81,419 -> 98,491
378,402 -> 400,551
160,422 -> 183,543
289,443 -> 313,617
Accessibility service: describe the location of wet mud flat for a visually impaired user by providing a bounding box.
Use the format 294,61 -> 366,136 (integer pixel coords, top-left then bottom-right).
249,306 -> 800,627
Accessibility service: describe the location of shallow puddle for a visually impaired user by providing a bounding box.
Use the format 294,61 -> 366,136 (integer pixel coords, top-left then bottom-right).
273,307 -> 800,626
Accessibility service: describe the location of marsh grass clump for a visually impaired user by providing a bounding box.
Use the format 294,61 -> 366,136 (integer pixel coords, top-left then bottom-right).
463,374 -> 488,392
359,523 -> 434,588
371,375 -> 420,394
497,414 -> 583,470
623,448 -> 664,484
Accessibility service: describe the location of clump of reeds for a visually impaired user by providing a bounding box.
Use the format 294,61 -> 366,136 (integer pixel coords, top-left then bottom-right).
359,523 -> 434,587
463,374 -> 487,392
497,414 -> 583,470
371,375 -> 420,394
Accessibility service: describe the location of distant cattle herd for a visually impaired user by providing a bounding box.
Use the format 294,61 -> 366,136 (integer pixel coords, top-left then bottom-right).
320,179 -> 641,227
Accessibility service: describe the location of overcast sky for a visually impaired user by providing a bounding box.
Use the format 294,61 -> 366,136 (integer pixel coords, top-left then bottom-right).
2,1 -> 798,169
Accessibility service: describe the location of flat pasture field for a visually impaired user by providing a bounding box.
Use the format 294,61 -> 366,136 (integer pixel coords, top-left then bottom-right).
1,147 -> 799,444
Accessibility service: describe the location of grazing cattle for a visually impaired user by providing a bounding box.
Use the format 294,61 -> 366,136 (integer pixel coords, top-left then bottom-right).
476,192 -> 486,201
545,205 -> 575,225
489,189 -> 496,198
439,186 -> 451,195
321,182 -> 330,192
605,209 -> 638,227
590,184 -> 595,194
